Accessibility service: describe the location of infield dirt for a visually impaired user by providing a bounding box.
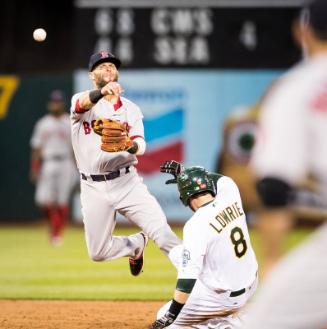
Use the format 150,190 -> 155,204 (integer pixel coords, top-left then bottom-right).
0,300 -> 163,329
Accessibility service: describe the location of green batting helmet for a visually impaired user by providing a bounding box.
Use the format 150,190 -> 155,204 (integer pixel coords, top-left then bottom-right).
177,166 -> 216,206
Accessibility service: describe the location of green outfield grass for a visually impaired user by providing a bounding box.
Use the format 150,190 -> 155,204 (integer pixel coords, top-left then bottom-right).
0,224 -> 312,300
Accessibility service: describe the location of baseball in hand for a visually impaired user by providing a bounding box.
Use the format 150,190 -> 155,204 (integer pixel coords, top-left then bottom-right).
33,28 -> 47,42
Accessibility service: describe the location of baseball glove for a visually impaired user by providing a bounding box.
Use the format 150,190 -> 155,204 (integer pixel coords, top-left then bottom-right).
93,118 -> 134,152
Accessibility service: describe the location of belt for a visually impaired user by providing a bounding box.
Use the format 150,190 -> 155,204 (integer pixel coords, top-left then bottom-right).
46,155 -> 67,161
229,271 -> 258,297
229,288 -> 246,297
81,166 -> 130,182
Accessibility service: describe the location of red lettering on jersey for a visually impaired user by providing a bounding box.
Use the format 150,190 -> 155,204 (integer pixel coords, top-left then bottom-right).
311,85 -> 327,113
83,121 -> 91,135
121,122 -> 131,132
84,119 -> 131,134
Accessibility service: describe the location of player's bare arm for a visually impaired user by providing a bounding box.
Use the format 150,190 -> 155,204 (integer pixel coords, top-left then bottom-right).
173,289 -> 190,305
77,82 -> 123,111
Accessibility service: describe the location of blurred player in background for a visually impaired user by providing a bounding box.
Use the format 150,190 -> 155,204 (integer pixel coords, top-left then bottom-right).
30,90 -> 77,246
217,77 -> 326,275
241,0 -> 327,327
150,162 -> 258,329
70,51 -> 180,277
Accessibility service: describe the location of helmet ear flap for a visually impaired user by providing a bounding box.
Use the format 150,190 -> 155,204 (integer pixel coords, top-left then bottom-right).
179,193 -> 190,206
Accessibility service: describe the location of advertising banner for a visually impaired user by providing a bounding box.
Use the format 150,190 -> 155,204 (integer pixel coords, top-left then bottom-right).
73,69 -> 282,221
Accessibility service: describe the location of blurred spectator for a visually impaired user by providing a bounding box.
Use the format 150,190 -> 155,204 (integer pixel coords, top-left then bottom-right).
30,90 -> 77,246
241,0 -> 327,328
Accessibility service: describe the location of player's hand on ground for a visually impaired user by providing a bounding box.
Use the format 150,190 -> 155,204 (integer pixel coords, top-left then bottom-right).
160,160 -> 183,184
101,82 -> 123,96
149,311 -> 176,328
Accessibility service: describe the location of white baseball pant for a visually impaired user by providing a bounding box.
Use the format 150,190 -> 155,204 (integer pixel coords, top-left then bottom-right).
157,276 -> 258,329
36,158 -> 77,206
80,166 -> 181,261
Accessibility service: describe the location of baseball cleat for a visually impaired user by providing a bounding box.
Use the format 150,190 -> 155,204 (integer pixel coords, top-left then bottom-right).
129,232 -> 148,276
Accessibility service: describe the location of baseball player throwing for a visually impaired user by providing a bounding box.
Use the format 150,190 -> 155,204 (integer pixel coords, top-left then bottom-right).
150,162 -> 258,329
70,51 -> 180,276
30,90 -> 77,245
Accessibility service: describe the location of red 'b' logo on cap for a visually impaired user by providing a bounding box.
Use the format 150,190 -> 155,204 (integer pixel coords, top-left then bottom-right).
100,51 -> 109,58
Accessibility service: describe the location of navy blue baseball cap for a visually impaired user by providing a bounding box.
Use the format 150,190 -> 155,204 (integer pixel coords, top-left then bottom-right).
48,89 -> 65,102
88,51 -> 121,71
304,0 -> 327,37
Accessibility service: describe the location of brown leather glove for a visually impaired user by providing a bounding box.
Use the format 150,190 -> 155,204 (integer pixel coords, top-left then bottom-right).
93,118 -> 133,152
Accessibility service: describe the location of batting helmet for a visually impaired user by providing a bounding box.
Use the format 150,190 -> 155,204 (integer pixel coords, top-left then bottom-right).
177,166 -> 216,206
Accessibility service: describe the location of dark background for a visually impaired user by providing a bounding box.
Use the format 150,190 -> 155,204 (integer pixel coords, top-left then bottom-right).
0,0 -> 74,74
0,0 -> 301,74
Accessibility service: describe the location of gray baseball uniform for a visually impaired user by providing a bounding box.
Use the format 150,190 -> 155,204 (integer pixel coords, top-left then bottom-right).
244,1 -> 327,326
30,113 -> 77,207
70,93 -> 180,261
240,222 -> 327,329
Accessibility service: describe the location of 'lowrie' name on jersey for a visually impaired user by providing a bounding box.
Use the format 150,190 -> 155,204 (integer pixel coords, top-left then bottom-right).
210,201 -> 244,233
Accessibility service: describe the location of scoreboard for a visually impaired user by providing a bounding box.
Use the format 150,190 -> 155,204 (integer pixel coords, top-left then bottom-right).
74,1 -> 301,69
0,0 -> 303,73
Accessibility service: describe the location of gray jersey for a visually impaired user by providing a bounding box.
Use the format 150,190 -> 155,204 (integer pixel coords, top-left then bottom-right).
70,93 -> 144,174
30,113 -> 72,159
251,55 -> 327,199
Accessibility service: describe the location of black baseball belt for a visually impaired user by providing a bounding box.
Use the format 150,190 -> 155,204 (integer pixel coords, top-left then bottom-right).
229,288 -> 246,297
46,155 -> 68,161
229,271 -> 258,297
81,166 -> 130,182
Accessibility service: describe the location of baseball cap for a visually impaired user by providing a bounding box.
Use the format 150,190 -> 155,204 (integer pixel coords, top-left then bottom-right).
88,51 -> 121,71
304,0 -> 327,37
48,89 -> 65,102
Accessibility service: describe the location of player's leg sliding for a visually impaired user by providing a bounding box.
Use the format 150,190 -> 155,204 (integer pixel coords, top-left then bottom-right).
129,232 -> 148,276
